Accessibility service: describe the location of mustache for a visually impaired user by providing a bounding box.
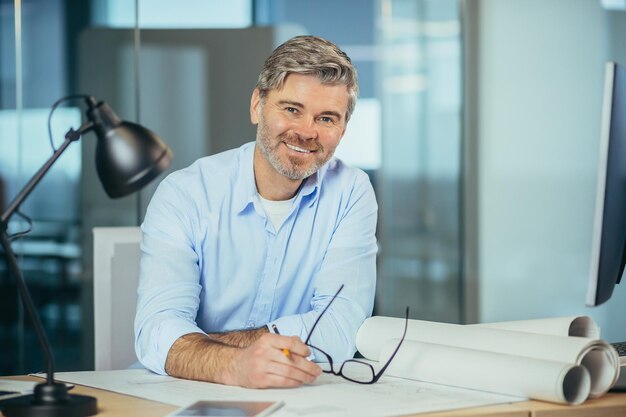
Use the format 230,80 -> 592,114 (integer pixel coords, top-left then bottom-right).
277,133 -> 324,152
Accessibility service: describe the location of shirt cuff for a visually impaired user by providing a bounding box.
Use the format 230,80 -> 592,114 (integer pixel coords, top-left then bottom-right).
149,318 -> 206,375
267,315 -> 307,341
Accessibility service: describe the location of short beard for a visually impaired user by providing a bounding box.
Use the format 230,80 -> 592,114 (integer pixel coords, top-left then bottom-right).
256,115 -> 330,181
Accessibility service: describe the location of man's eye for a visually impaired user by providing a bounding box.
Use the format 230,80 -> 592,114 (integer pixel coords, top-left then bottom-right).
286,107 -> 298,113
319,116 -> 333,123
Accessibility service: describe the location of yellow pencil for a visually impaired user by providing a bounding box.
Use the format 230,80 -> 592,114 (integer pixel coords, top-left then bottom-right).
271,324 -> 292,359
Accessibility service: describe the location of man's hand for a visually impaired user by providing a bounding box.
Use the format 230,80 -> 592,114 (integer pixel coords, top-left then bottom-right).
226,333 -> 322,388
165,331 -> 322,388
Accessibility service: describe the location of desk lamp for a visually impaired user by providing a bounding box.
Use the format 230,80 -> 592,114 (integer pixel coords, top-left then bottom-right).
0,95 -> 172,417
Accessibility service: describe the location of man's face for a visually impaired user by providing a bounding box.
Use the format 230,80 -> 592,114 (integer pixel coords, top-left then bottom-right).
251,73 -> 349,181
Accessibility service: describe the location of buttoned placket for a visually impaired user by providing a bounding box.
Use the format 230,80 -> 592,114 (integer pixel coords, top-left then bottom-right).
246,197 -> 301,327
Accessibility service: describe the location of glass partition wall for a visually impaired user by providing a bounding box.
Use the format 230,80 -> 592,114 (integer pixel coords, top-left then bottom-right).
0,0 -> 464,375
376,0 -> 462,321
0,0 -> 138,374
254,0 -> 464,322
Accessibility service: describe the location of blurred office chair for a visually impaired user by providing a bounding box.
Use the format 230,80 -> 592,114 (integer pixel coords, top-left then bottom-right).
93,226 -> 141,371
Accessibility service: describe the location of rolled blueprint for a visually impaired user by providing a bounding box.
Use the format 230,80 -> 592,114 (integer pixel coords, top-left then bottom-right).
473,316 -> 600,339
356,316 -> 619,403
379,339 -> 590,405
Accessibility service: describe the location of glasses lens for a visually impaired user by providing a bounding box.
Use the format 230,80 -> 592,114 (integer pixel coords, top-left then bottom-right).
339,360 -> 376,383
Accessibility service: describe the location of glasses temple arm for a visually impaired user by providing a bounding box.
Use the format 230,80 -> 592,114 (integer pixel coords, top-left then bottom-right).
304,283 -> 345,344
372,306 -> 409,382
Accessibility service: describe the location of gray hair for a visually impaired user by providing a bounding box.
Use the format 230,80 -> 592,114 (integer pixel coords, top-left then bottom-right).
256,35 -> 358,122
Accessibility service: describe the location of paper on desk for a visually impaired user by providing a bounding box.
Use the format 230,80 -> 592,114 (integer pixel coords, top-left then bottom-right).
49,369 -> 524,417
0,379 -> 74,400
0,380 -> 38,394
356,316 -> 619,404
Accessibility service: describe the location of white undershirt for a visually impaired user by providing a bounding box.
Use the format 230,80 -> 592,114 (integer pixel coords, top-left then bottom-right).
259,195 -> 296,231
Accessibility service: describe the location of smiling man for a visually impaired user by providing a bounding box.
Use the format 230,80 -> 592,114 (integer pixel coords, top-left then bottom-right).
134,35 -> 378,388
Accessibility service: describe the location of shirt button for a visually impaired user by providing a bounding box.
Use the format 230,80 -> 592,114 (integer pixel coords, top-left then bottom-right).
248,321 -> 255,328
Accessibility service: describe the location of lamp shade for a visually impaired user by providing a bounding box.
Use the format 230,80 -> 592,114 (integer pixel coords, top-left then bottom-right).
86,99 -> 172,198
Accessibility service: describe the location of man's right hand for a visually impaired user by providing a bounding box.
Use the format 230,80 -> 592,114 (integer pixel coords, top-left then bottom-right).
227,333 -> 322,388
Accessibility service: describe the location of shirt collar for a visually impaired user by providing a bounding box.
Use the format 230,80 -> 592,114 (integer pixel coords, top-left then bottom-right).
234,142 -> 328,213
300,166 -> 322,207
233,142 -> 258,213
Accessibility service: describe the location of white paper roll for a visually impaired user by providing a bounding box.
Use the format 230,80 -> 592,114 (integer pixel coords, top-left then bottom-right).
473,316 -> 600,339
357,316 -> 619,403
379,339 -> 590,405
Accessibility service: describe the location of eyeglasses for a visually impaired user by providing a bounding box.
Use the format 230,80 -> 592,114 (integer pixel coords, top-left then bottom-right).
304,284 -> 409,384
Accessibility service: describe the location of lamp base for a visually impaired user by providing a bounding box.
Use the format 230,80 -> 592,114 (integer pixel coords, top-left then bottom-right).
0,393 -> 97,417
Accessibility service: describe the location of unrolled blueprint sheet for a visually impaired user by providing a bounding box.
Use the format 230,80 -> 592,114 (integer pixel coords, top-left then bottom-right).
50,369 -> 523,417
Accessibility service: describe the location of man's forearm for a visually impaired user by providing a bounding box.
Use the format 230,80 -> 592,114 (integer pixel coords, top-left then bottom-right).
165,333 -> 238,384
164,328 -> 268,383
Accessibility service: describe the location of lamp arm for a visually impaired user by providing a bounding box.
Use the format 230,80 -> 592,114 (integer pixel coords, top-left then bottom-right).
0,120 -> 92,384
0,121 -> 92,225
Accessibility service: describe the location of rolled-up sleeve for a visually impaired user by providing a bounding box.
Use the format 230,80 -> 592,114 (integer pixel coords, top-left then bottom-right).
134,176 -> 204,375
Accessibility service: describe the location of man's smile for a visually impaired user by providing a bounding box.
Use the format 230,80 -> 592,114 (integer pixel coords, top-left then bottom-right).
283,141 -> 317,154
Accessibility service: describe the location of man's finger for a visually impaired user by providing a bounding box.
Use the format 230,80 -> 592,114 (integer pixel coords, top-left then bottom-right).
266,357 -> 320,384
270,334 -> 311,358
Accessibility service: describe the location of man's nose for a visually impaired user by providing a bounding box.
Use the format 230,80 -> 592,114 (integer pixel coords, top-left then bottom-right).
292,117 -> 318,140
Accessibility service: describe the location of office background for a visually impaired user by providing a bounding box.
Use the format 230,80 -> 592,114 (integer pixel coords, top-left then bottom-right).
0,0 -> 625,376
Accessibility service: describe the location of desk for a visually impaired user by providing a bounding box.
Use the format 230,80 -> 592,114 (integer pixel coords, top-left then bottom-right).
2,376 -> 626,417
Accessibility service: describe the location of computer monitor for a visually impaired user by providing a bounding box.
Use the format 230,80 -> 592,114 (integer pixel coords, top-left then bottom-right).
586,61 -> 626,307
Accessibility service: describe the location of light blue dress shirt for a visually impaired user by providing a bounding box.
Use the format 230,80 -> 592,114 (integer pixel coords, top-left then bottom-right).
134,142 -> 378,375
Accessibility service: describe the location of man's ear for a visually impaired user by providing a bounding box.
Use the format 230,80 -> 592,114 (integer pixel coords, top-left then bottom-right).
250,88 -> 261,125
